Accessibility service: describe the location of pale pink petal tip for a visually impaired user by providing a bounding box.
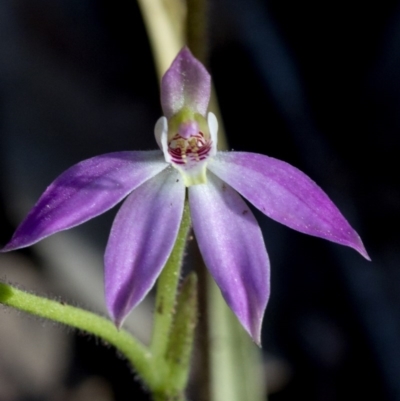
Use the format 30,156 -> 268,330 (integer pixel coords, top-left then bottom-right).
351,236 -> 370,261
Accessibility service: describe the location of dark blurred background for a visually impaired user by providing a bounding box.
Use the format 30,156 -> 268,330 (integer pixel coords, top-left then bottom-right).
0,0 -> 399,400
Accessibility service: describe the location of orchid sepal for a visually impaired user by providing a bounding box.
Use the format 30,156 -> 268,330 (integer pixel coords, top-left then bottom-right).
105,167 -> 185,328
161,47 -> 211,119
208,151 -> 369,260
2,151 -> 168,252
189,173 -> 270,344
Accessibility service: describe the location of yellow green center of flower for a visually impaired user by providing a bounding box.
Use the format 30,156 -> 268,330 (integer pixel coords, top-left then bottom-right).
167,108 -> 212,186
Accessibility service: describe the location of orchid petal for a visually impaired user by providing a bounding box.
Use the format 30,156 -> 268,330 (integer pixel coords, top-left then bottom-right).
2,151 -> 167,251
189,173 -> 270,344
161,47 -> 211,118
208,152 -> 369,259
105,167 -> 185,327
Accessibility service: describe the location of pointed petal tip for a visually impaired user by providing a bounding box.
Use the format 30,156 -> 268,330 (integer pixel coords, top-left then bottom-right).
238,314 -> 263,347
108,304 -> 127,331
345,227 -> 370,261
250,311 -> 265,347
249,326 -> 263,348
353,238 -> 371,261
0,243 -> 12,253
176,46 -> 194,60
172,47 -> 200,69
110,314 -> 124,331
1,238 -> 30,253
114,318 -> 123,331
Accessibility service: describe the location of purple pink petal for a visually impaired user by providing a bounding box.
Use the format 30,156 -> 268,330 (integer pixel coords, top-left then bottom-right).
105,167 -> 185,327
2,151 -> 167,251
208,152 -> 370,260
189,172 -> 270,344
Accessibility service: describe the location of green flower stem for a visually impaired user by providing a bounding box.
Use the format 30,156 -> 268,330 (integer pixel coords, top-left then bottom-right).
152,392 -> 186,401
150,200 -> 191,360
137,0 -> 184,78
0,282 -> 158,389
166,273 -> 198,392
152,273 -> 198,401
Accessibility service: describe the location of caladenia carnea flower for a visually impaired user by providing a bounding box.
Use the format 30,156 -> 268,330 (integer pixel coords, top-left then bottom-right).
1,47 -> 369,345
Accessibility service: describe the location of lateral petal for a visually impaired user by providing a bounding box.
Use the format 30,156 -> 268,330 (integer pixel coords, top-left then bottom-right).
189,173 -> 270,344
208,152 -> 369,259
2,151 -> 167,251
105,167 -> 185,327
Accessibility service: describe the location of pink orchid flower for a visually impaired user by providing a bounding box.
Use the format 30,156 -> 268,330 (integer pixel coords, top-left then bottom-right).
2,48 -> 369,344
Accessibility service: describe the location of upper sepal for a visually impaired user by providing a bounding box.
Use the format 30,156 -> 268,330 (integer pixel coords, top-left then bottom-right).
161,47 -> 211,118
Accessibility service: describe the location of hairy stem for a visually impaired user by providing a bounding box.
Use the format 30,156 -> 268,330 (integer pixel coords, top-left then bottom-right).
0,282 -> 158,389
150,200 -> 191,359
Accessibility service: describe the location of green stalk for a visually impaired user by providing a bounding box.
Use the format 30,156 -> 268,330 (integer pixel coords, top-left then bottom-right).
152,273 -> 198,401
166,273 -> 198,391
150,200 -> 191,359
152,392 -> 186,401
0,282 -> 158,389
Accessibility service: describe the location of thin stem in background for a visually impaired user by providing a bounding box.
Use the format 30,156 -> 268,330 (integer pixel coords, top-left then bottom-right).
186,0 -> 208,63
137,0 -> 184,78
